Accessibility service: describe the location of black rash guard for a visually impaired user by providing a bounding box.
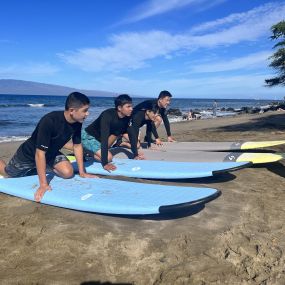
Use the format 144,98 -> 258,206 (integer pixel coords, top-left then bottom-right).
85,108 -> 137,166
134,99 -> 171,137
128,109 -> 159,148
17,111 -> 82,164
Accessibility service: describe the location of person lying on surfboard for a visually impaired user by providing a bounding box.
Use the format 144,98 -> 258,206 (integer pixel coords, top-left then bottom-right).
114,101 -> 160,150
65,94 -> 144,172
133,90 -> 176,145
0,92 -> 97,202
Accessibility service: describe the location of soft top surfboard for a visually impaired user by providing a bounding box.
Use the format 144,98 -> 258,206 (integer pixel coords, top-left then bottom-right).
110,147 -> 285,164
140,140 -> 285,151
70,157 -> 250,179
0,175 -> 220,215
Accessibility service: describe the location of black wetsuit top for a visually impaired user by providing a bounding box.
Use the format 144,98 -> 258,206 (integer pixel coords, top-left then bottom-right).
85,108 -> 137,166
128,109 -> 159,147
17,111 -> 82,164
134,99 -> 171,137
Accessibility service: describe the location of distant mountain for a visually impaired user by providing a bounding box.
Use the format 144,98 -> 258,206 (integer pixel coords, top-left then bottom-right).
0,79 -> 117,97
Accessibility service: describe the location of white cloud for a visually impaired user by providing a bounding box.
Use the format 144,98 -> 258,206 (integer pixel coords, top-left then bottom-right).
59,2 -> 285,73
189,51 -> 272,73
58,31 -> 183,72
0,63 -> 60,77
190,3 -> 280,34
189,4 -> 285,47
121,0 -> 226,24
87,72 -> 284,99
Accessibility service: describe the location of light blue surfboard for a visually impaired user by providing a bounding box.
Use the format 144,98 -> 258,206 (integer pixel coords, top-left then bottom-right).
0,175 -> 219,215
72,158 -> 250,179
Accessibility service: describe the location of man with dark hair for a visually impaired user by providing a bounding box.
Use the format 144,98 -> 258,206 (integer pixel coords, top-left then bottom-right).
133,90 -> 176,144
0,92 -> 96,202
64,91 -> 90,110
116,102 -> 159,151
79,94 -> 144,172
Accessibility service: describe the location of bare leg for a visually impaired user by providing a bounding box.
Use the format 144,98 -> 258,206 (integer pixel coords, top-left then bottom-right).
0,160 -> 8,177
120,133 -> 140,149
93,135 -> 117,162
154,115 -> 162,128
53,160 -> 74,179
108,135 -> 117,147
94,150 -> 113,163
63,140 -> 74,151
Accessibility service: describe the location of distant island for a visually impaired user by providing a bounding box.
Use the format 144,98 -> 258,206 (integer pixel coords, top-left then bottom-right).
0,79 -> 117,97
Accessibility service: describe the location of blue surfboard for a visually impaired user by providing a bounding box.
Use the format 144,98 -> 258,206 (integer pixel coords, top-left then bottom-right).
71,158 -> 250,179
0,175 -> 219,215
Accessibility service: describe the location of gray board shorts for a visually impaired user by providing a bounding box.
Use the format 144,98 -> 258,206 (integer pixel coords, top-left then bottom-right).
5,149 -> 68,178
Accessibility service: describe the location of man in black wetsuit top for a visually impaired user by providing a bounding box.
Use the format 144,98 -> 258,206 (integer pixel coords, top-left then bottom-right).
0,92 -> 97,202
117,102 -> 158,151
133,90 -> 176,144
81,94 -> 144,172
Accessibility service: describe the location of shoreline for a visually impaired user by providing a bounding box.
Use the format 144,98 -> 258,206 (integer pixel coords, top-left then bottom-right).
1,97 -> 284,143
1,109 -> 285,145
0,111 -> 285,284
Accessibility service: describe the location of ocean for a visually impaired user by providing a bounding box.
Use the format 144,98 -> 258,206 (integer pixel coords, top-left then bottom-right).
0,94 -> 277,143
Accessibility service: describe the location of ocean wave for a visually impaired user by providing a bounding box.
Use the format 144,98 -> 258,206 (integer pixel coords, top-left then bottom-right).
168,111 -> 237,122
0,120 -> 14,126
0,103 -> 56,108
0,136 -> 28,143
27,103 -> 45,107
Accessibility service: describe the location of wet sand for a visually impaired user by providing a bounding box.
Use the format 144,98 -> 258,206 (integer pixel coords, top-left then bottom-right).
0,111 -> 285,284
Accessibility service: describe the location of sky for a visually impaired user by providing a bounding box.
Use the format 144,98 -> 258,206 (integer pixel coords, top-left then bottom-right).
0,0 -> 285,99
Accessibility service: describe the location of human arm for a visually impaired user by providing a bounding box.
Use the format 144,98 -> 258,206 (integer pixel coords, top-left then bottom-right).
161,110 -> 172,138
126,113 -> 143,157
100,112 -> 116,171
34,148 -> 51,202
149,121 -> 163,146
160,111 -> 176,142
33,116 -> 54,202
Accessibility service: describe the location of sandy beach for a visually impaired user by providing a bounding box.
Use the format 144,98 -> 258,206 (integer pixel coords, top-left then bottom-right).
1,111 -> 285,284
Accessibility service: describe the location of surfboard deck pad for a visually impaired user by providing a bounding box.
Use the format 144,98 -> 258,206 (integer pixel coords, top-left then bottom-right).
0,175 -> 220,215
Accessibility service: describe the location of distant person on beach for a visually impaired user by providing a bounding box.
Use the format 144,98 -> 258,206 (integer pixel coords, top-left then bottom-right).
187,110 -> 194,120
194,112 -> 202,120
213,100 -> 218,117
0,92 -> 97,202
115,102 -> 159,150
66,94 -> 144,172
133,90 -> 176,144
185,109 -> 201,120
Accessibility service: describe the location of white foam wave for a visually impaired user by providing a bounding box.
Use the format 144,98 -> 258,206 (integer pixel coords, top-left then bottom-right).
28,103 -> 45,107
0,136 -> 28,143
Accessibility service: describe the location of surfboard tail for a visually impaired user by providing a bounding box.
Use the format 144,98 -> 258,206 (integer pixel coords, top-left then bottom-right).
159,190 -> 221,214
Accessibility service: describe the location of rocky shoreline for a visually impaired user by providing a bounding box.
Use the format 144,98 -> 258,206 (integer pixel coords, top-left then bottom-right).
167,101 -> 285,121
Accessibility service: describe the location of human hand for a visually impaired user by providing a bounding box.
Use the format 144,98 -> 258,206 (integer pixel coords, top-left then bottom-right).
134,153 -> 145,160
103,163 -> 117,172
167,136 -> 176,142
155,138 -> 163,146
34,184 -> 52,202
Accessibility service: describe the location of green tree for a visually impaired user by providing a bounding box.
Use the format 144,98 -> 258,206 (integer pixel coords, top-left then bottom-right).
265,20 -> 285,87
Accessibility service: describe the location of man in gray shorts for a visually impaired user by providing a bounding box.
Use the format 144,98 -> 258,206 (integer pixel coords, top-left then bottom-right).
0,92 -> 97,202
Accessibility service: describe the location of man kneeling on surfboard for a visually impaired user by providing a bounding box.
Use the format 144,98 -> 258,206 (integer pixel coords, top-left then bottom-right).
115,101 -> 160,150
66,94 -> 144,172
0,92 -> 97,202
133,90 -> 176,145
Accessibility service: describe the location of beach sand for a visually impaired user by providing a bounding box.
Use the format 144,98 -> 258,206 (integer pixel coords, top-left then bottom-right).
0,111 -> 285,284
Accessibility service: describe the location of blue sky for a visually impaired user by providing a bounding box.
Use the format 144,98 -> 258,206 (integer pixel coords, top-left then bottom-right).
1,0 -> 285,99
